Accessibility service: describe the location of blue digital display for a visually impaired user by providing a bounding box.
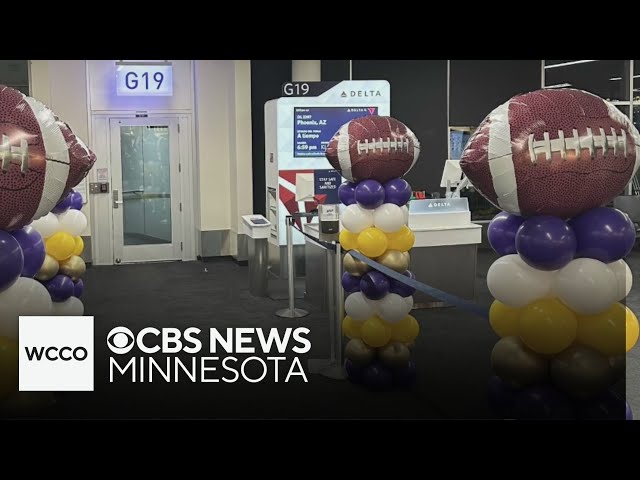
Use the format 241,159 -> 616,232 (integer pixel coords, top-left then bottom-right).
314,169 -> 342,204
450,130 -> 471,160
293,106 -> 378,158
116,64 -> 173,96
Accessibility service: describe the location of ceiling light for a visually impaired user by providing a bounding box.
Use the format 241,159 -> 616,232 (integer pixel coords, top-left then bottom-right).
544,83 -> 572,89
544,60 -> 598,69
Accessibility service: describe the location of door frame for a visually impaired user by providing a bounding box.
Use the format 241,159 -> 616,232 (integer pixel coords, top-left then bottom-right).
110,117 -> 182,264
89,112 -> 196,265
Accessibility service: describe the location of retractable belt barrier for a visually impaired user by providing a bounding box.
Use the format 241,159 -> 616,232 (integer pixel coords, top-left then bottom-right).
348,250 -> 490,320
293,219 -> 490,320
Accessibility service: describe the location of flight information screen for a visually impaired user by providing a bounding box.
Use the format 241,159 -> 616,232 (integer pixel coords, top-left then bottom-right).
293,106 -> 378,158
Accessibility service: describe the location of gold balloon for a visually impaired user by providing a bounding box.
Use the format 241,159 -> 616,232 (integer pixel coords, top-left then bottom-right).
73,236 -> 84,257
35,254 -> 59,282
343,250 -> 370,276
376,250 -> 410,273
379,342 -> 411,368
490,336 -> 549,389
45,232 -> 75,261
344,339 -> 375,366
59,255 -> 86,281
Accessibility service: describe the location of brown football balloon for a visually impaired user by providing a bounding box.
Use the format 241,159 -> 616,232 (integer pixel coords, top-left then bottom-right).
59,255 -> 86,281
35,254 -> 59,282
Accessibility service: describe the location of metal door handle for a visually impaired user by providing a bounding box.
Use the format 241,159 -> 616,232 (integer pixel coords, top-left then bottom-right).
113,189 -> 124,209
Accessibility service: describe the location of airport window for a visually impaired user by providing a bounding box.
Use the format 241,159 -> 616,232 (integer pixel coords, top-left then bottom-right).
0,60 -> 30,96
544,60 -> 629,103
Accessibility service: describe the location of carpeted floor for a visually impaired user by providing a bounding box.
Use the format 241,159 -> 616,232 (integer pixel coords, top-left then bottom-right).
10,249 -> 639,419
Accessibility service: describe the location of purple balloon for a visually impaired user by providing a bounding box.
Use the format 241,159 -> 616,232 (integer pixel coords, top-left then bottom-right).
338,182 -> 357,206
384,178 -> 412,206
52,193 -> 73,215
488,376 -> 519,418
513,385 -> 574,420
362,362 -> 393,391
355,180 -> 385,209
10,226 -> 45,278
73,279 -> 84,299
70,190 -> 84,210
341,272 -> 361,293
359,271 -> 390,300
390,270 -> 416,297
569,207 -> 636,263
42,274 -> 74,302
577,389 -> 627,420
0,231 -> 24,292
515,216 -> 576,271
393,361 -> 417,387
488,211 -> 525,256
345,359 -> 365,384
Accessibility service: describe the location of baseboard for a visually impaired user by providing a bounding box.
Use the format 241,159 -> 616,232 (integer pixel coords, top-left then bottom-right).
197,255 -> 236,263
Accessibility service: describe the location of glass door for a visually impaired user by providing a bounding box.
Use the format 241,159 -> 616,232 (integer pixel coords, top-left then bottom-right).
110,117 -> 182,264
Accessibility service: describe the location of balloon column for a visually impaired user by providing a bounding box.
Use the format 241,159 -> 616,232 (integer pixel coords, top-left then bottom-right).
30,190 -> 87,316
0,85 -> 96,406
325,115 -> 421,391
460,88 -> 639,419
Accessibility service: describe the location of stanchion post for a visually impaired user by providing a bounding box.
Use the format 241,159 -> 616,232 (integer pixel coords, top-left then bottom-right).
334,241 -> 344,367
276,216 -> 309,319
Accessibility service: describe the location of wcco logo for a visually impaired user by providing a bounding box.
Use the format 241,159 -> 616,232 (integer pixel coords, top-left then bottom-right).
24,346 -> 89,362
19,316 -> 94,392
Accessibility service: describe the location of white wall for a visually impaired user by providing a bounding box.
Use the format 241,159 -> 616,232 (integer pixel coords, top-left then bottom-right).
192,59 -> 254,257
292,60 -> 321,82
194,60 -> 232,238
229,61 -> 253,254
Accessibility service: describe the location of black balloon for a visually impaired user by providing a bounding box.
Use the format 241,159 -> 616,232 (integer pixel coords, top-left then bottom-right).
345,359 -> 364,384
362,363 -> 393,391
393,361 -> 417,387
576,389 -> 626,420
487,375 -> 518,419
513,385 -> 574,420
550,345 -> 614,400
608,354 -> 625,382
490,336 -> 549,388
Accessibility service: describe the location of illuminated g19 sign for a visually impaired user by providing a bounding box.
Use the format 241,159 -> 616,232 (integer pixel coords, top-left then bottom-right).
116,63 -> 173,96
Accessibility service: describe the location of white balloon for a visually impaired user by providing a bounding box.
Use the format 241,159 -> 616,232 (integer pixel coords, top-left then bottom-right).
487,254 -> 554,308
608,259 -> 633,301
0,278 -> 52,339
340,204 -> 374,234
29,213 -> 60,239
57,209 -> 88,236
404,295 -> 414,310
344,292 -> 376,321
51,297 -> 84,316
554,258 -> 618,315
401,205 -> 409,226
373,203 -> 406,233
376,293 -> 413,323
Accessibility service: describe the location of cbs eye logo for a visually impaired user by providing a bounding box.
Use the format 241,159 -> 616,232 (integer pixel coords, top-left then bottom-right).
107,327 -> 135,354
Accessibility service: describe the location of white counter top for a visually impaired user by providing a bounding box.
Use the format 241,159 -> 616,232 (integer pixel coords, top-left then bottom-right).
304,221 -> 481,248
